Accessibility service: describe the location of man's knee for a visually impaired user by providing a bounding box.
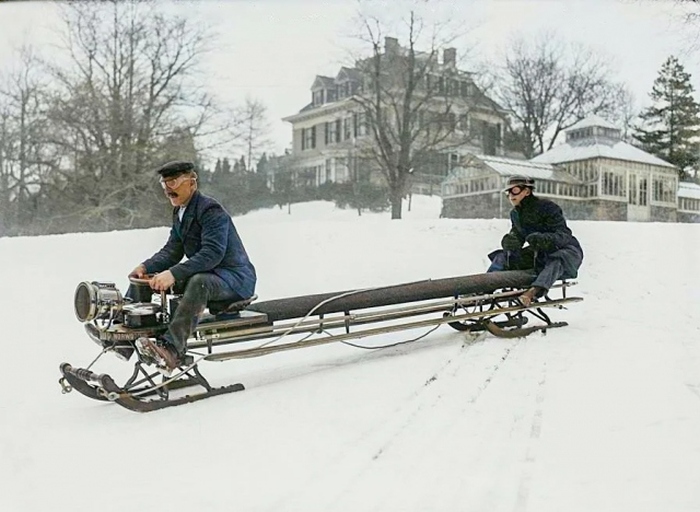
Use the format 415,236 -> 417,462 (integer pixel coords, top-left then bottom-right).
182,273 -> 216,302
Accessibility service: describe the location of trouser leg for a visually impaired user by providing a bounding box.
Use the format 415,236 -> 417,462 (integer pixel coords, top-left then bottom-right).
163,273 -> 237,355
487,250 -> 508,272
531,258 -> 564,291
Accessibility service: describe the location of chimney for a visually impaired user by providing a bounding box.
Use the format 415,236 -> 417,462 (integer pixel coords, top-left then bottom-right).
443,48 -> 456,68
385,36 -> 399,55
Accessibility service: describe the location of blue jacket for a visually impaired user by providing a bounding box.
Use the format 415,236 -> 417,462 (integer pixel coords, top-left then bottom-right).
142,191 -> 257,299
505,194 -> 582,253
503,194 -> 583,278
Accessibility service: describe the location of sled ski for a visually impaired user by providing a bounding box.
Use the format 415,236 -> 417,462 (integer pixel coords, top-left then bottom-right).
59,361 -> 244,412
61,270 -> 582,411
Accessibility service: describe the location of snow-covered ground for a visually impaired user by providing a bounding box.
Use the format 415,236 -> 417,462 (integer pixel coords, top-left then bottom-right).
1,195 -> 700,512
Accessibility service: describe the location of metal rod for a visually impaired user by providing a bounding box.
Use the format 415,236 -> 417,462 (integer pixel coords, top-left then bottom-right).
203,296 -> 582,361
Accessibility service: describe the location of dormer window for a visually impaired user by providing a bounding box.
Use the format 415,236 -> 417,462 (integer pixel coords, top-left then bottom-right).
312,90 -> 324,106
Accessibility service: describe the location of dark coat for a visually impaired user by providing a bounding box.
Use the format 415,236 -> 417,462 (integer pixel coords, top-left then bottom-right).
501,194 -> 583,279
142,191 -> 257,299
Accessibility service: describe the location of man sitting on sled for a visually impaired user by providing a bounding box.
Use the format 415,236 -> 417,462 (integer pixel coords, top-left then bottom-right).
487,175 -> 584,306
128,161 -> 257,372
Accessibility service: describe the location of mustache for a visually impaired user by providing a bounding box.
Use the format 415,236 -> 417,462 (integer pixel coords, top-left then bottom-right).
167,191 -> 178,198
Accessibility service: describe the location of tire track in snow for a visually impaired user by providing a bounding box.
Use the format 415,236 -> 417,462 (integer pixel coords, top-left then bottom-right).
263,335 -> 482,511
359,335 -> 553,512
369,334 -> 520,462
269,334 -> 518,511
317,337 -> 525,511
513,361 -> 548,512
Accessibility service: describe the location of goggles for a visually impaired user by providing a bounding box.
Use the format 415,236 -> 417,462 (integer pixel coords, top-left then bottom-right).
505,185 -> 525,197
159,174 -> 190,190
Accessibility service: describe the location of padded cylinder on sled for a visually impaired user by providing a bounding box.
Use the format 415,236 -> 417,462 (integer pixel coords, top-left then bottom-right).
247,270 -> 535,322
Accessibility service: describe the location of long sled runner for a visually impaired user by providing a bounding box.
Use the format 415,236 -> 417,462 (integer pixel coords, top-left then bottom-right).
59,270 -> 582,412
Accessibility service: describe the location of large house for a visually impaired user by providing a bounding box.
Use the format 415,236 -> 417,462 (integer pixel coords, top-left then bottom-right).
441,115 -> 700,222
278,37 -> 510,194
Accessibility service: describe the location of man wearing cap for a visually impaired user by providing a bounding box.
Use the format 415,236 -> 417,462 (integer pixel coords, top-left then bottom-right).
128,160 -> 257,372
488,175 -> 583,306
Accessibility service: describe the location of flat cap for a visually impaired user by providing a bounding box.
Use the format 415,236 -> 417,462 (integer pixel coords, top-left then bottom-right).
155,161 -> 196,179
503,175 -> 535,192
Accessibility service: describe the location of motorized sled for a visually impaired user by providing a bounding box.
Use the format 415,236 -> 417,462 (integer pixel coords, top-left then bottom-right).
59,270 -> 582,412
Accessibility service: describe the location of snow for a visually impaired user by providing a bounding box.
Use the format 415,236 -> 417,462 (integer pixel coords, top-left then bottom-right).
567,115 -> 619,131
679,181 -> 700,200
2,195 -> 700,512
531,138 -> 676,168
472,155 -> 582,184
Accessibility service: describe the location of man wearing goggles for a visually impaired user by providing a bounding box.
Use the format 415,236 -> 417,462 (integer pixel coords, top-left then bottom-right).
487,175 -> 583,306
128,160 -> 257,372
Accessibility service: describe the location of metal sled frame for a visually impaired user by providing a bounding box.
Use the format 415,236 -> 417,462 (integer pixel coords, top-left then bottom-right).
59,271 -> 582,412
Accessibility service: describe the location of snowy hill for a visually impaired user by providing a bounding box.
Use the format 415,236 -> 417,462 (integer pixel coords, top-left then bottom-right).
1,196 -> 700,512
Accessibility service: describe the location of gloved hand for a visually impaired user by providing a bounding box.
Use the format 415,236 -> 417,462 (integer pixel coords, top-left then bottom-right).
525,232 -> 553,251
501,233 -> 522,252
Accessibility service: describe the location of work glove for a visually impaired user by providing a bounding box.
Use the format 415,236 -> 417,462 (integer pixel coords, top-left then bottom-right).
525,232 -> 554,251
501,233 -> 522,252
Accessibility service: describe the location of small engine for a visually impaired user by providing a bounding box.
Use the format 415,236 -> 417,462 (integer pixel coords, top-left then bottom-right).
74,281 -> 124,323
74,281 -> 164,329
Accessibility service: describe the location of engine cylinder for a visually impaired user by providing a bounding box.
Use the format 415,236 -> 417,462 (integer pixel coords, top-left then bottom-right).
74,281 -> 123,323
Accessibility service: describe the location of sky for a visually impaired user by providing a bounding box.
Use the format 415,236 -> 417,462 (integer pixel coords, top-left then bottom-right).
1,196 -> 700,511
1,0 -> 699,157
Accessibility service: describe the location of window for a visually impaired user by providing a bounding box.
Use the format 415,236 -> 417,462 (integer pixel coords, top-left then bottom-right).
325,120 -> 340,145
681,198 -> 700,211
337,82 -> 349,99
325,159 -> 332,182
343,117 -> 353,140
355,112 -> 368,137
302,126 -> 316,150
639,178 -> 648,205
602,171 -> 625,197
629,175 -> 637,205
652,177 -> 675,203
449,153 -> 460,170
482,122 -> 500,156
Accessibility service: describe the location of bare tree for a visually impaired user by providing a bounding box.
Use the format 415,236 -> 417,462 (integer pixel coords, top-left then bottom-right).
494,34 -> 630,158
0,45 -> 53,234
39,0 -> 230,230
351,11 -> 497,219
238,96 -> 272,172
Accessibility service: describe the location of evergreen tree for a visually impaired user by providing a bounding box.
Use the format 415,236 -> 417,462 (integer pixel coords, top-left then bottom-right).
256,153 -> 268,174
634,56 -> 700,180
222,157 -> 231,173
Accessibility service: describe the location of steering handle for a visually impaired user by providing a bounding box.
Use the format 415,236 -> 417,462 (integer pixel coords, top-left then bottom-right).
128,274 -> 155,286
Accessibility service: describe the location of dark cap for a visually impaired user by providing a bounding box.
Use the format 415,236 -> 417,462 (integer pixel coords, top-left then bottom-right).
155,161 -> 196,179
503,175 -> 535,192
